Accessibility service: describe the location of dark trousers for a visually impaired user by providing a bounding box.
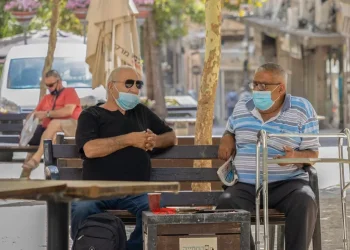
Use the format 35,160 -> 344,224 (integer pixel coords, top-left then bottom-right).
216,179 -> 317,250
28,125 -> 45,145
71,194 -> 149,250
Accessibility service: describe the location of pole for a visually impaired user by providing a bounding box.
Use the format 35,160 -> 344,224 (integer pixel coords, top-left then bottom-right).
82,20 -> 87,44
340,47 -> 344,129
243,24 -> 250,86
24,26 -> 27,45
345,38 -> 350,127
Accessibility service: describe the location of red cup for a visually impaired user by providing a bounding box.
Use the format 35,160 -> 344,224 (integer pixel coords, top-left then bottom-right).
148,193 -> 161,212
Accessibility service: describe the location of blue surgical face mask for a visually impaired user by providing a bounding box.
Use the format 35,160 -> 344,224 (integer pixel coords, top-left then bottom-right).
252,86 -> 280,111
114,86 -> 140,110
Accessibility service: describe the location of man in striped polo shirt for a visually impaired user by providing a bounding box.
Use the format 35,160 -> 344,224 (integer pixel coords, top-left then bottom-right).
217,63 -> 319,250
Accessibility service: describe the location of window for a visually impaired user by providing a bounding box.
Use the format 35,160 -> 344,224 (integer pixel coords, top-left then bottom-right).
7,57 -> 92,89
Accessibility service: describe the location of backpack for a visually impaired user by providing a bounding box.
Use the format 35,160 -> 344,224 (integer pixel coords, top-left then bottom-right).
72,212 -> 127,250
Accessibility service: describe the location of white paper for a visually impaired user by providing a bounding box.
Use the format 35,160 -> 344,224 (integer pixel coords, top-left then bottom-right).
217,156 -> 238,186
179,237 -> 217,250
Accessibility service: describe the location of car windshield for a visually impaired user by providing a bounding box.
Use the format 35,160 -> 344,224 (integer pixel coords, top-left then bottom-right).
7,57 -> 92,89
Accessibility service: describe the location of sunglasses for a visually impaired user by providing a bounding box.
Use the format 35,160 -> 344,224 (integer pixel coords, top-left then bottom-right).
249,81 -> 280,91
113,79 -> 144,89
45,80 -> 58,88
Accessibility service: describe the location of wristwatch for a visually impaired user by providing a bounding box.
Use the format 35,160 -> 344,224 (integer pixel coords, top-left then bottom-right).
46,111 -> 51,118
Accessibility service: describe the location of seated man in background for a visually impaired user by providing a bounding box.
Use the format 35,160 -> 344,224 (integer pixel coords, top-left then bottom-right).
217,63 -> 319,250
21,70 -> 82,177
71,66 -> 176,250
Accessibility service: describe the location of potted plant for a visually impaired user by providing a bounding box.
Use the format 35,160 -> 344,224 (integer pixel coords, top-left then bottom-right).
66,0 -> 90,21
4,0 -> 41,23
133,0 -> 154,19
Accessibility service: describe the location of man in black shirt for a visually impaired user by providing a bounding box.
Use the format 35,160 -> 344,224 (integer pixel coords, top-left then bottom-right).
71,66 -> 176,250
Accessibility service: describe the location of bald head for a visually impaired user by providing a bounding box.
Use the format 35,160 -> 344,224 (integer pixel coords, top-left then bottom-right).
107,66 -> 142,102
107,66 -> 140,83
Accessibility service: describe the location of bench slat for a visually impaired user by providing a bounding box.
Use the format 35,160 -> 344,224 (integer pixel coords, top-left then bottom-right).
52,145 -> 219,159
0,136 -> 20,144
52,145 -> 80,158
0,145 -> 38,152
0,113 -> 28,121
0,124 -> 23,132
151,168 -> 220,181
162,191 -> 221,206
59,168 -> 221,182
151,146 -> 219,159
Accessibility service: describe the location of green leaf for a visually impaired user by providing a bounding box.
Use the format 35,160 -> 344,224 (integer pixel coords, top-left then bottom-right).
152,0 -> 205,43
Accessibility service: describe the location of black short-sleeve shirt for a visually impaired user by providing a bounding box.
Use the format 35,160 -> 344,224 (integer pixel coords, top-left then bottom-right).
75,104 -> 173,181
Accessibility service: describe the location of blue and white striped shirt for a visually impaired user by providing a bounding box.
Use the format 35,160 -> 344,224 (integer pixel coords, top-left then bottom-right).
226,94 -> 320,184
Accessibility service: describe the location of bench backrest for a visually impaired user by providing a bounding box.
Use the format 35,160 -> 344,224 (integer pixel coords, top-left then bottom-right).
0,113 -> 29,143
43,139 -> 223,206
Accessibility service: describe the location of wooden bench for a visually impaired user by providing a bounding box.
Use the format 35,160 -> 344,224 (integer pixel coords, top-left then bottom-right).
0,112 -> 37,161
0,112 -> 28,143
44,138 -> 322,250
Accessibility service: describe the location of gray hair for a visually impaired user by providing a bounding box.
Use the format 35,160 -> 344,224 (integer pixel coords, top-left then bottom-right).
255,62 -> 288,84
107,66 -> 139,83
45,69 -> 62,80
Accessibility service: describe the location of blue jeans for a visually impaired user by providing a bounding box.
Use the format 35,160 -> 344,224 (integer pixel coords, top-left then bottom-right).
71,194 -> 149,250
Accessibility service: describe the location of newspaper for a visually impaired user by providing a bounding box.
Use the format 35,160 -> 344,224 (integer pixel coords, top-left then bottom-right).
217,156 -> 238,186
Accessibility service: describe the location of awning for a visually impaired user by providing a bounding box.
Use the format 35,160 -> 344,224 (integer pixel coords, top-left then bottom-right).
244,17 -> 345,48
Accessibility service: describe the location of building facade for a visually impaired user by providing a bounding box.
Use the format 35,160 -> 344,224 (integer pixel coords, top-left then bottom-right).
245,0 -> 345,128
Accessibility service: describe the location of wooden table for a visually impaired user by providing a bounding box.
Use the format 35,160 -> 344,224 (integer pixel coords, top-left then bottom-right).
0,179 -> 180,250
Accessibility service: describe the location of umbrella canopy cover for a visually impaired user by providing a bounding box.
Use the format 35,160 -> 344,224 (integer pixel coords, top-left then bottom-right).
86,0 -> 143,89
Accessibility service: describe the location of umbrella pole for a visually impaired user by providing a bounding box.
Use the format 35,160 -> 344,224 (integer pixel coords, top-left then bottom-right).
112,19 -> 116,69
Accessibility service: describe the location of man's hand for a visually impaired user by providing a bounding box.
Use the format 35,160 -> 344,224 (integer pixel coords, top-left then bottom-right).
218,133 -> 236,161
34,111 -> 47,120
128,131 -> 149,150
274,146 -> 299,167
145,129 -> 157,151
128,130 -> 157,151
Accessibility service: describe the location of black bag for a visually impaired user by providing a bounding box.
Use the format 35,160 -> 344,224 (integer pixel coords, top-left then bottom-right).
72,213 -> 127,250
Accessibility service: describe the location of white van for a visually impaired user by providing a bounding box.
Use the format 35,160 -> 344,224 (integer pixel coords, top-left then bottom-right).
0,43 -> 107,112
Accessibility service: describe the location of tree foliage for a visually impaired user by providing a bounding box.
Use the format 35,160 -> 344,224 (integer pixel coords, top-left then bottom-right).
0,0 -> 83,39
0,1 -> 22,38
224,0 -> 266,11
30,0 -> 82,35
151,0 -> 266,43
153,0 -> 205,43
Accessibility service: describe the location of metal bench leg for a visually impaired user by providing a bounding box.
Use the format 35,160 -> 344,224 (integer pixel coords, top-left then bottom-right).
269,225 -> 275,249
312,198 -> 322,250
47,200 -> 69,250
276,225 -> 285,250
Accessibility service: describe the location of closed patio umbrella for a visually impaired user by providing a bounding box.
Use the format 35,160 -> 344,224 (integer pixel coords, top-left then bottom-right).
86,0 -> 142,89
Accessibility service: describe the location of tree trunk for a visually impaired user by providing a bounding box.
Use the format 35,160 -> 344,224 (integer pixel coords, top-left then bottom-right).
39,0 -> 61,101
146,12 -> 167,119
191,0 -> 222,192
